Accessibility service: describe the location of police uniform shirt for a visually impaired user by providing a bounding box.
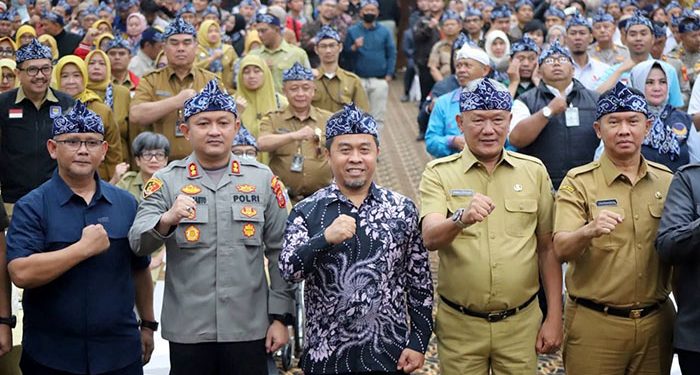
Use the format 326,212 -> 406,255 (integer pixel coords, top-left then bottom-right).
258,105 -> 333,198
312,65 -> 370,113
419,148 -> 554,311
554,153 -> 673,307
588,42 -> 630,66
131,66 -> 217,160
128,154 -> 293,343
669,45 -> 700,88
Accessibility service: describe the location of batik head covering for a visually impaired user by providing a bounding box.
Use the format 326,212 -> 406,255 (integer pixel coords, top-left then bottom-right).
665,1 -> 681,13
621,0 -> 639,9
592,9 -> 615,24
653,22 -> 668,38
624,10 -> 653,32
316,25 -> 341,42
105,34 -> 131,51
490,4 -> 512,20
326,103 -> 379,139
282,62 -> 314,82
360,0 -> 379,9
254,12 -> 281,27
177,3 -> 195,16
679,14 -> 700,33
162,16 -> 197,39
566,12 -> 591,30
538,39 -> 572,65
510,35 -> 539,56
183,79 -> 237,122
464,7 -> 481,18
596,81 -> 649,120
459,78 -> 512,112
53,101 -> 104,136
16,38 -> 52,64
441,10 -> 461,23
515,0 -> 534,10
116,0 -> 138,11
545,6 -> 566,20
453,32 -> 470,51
233,125 -> 258,148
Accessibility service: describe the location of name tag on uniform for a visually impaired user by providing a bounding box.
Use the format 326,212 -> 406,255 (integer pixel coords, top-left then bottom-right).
565,106 -> 580,127
450,189 -> 474,197
156,90 -> 172,97
596,199 -> 618,207
276,128 -> 291,134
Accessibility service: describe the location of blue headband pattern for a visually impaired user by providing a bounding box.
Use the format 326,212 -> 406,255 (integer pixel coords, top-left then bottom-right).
545,6 -> 566,20
459,78 -> 513,112
16,38 -> 53,64
490,4 -> 512,20
326,103 -> 379,139
596,82 -> 649,120
163,16 -> 197,38
515,0 -> 533,10
183,80 -> 237,122
106,34 -> 131,51
233,125 -> 258,148
464,7 -> 481,18
510,35 -> 539,56
592,9 -> 615,24
316,25 -> 341,42
538,39 -> 572,65
283,62 -> 314,81
566,12 -> 591,29
360,0 -> 379,8
254,12 -> 281,26
625,10 -> 653,32
53,101 -> 104,136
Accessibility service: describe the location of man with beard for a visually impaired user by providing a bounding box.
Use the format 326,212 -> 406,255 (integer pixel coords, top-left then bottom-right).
507,36 -> 539,99
588,9 -> 630,66
279,103 -> 433,374
565,13 -> 610,91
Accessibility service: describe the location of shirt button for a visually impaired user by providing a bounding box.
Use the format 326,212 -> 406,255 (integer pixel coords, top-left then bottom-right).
490,233 -> 496,239
634,214 -> 639,220
637,243 -> 642,249
638,273 -> 643,278
492,263 -> 497,268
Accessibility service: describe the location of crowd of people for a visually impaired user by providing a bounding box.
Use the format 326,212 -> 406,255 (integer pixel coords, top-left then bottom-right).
0,0 -> 698,374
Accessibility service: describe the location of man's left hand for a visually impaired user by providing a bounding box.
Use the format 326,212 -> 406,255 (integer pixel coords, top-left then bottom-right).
397,348 -> 424,373
140,328 -> 155,365
536,316 -> 562,354
265,320 -> 288,353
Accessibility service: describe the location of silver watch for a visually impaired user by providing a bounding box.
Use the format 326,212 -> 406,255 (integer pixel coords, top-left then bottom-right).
542,106 -> 552,119
451,208 -> 467,229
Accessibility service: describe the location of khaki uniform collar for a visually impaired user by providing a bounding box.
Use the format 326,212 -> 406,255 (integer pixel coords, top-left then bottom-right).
461,147 -> 515,173
599,152 -> 652,186
15,86 -> 59,106
281,105 -> 320,122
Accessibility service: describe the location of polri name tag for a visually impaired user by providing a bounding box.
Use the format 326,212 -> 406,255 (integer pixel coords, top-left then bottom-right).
596,199 -> 618,207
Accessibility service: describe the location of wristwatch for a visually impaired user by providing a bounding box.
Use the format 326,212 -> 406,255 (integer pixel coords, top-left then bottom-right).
0,315 -> 16,329
139,320 -> 159,332
542,106 -> 552,119
269,314 -> 287,325
451,208 -> 467,229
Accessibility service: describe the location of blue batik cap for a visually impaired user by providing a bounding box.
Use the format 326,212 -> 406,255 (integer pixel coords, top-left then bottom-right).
240,0 -> 256,7
625,10 -> 653,32
464,7 -> 481,18
177,3 -> 195,16
106,34 -> 131,51
481,0 -> 496,8
56,0 -> 71,15
96,3 -> 113,14
283,62 -> 314,82
16,38 -> 53,64
538,39 -> 572,65
183,80 -> 237,122
665,1 -> 681,12
53,101 -> 105,137
0,12 -> 11,22
254,12 -> 281,27
360,0 -> 379,8
441,10 -> 461,23
233,125 -> 258,149
621,0 -> 638,8
592,9 -> 615,24
679,14 -> 700,33
202,6 -> 219,18
653,22 -> 668,38
545,6 -> 566,20
510,35 -> 539,56
43,11 -> 64,26
316,25 -> 341,42
459,78 -> 512,112
163,16 -> 197,39
326,103 -> 379,139
490,4 -> 511,20
566,12 -> 591,30
596,82 -> 649,120
116,0 -> 138,11
515,0 -> 533,10
83,5 -> 98,16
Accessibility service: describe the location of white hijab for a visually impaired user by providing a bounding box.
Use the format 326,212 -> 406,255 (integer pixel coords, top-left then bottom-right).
485,30 -> 511,72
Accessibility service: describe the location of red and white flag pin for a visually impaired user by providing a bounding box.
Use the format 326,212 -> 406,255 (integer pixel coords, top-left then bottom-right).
8,108 -> 22,119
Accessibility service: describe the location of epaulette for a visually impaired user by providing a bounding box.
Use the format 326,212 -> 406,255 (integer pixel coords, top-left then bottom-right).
566,160 -> 600,177
142,68 -> 162,79
239,157 -> 273,172
506,150 -> 546,166
677,163 -> 700,172
647,160 -> 673,174
426,152 -> 462,168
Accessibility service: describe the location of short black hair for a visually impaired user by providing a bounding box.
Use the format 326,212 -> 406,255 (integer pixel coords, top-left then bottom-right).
132,131 -> 171,157
523,19 -> 547,39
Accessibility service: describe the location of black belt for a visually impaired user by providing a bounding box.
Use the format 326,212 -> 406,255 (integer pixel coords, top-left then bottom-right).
569,295 -> 667,319
440,293 -> 537,322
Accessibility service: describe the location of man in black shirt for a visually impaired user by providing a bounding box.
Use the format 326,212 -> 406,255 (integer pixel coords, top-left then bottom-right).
39,12 -> 82,58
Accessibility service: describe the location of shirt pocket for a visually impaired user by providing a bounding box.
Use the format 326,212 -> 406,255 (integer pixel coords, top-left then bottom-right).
504,199 -> 538,237
232,203 -> 264,247
446,194 -> 478,237
589,205 -> 626,251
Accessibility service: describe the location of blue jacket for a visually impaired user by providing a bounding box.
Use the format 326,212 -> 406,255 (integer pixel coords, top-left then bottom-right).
345,22 -> 396,78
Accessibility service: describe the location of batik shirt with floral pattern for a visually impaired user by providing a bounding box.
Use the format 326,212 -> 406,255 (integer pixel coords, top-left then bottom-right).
280,182 -> 434,374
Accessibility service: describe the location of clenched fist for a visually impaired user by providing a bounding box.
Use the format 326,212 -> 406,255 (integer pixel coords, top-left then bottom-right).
586,209 -> 623,238
80,224 -> 110,257
324,214 -> 356,245
461,193 -> 496,226
161,194 -> 197,227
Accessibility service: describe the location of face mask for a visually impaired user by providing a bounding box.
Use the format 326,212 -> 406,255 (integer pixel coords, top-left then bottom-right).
363,13 -> 377,23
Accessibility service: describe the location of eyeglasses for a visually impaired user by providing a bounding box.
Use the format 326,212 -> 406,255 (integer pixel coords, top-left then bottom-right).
0,48 -> 13,57
18,65 -> 52,77
139,151 -> 167,161
233,150 -> 257,158
542,56 -> 571,65
1,73 -> 15,81
54,139 -> 105,151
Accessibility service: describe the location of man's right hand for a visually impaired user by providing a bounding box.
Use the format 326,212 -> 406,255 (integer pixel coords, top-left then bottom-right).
293,126 -> 317,142
585,209 -> 623,238
547,96 -> 568,116
461,193 -> 496,225
178,89 -> 198,105
353,37 -> 364,50
161,194 -> 197,227
507,58 -> 521,83
324,214 -> 356,245
79,224 -> 111,257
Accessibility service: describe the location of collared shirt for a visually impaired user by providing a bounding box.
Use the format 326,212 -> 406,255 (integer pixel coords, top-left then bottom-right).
419,148 -> 554,311
425,87 -> 463,158
128,49 -> 157,78
554,153 -> 673,307
588,42 -> 629,66
280,182 -> 434,373
573,56 -> 610,91
312,65 -> 369,113
427,39 -> 453,78
113,70 -> 140,91
669,44 -> 700,87
116,171 -> 145,201
132,65 -> 216,160
15,86 -> 59,109
6,171 -> 148,374
259,105 -> 333,198
249,39 -> 310,93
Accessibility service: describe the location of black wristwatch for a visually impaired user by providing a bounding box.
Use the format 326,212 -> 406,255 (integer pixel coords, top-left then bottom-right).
0,315 -> 16,329
139,320 -> 159,332
269,314 -> 287,325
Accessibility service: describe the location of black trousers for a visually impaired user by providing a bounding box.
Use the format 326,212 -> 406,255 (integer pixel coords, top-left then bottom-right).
20,352 -> 142,375
677,348 -> 700,374
169,339 -> 267,375
417,64 -> 434,104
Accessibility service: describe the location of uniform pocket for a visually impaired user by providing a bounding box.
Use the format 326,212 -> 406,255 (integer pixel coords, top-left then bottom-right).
504,199 -> 538,237
232,203 -> 264,246
648,203 -> 664,218
589,205 -> 625,251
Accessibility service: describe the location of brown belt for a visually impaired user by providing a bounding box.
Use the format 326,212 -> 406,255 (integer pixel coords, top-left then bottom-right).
569,295 -> 667,319
440,293 -> 537,322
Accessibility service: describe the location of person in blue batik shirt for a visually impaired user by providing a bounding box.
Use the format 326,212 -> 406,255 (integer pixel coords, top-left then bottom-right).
279,103 -> 434,374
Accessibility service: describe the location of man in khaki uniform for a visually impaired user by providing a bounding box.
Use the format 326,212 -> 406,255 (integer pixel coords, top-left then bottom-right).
427,11 -> 461,84
669,15 -> 700,90
130,16 -> 216,160
553,82 -> 675,374
311,25 -> 369,113
419,78 -> 563,375
258,62 -> 333,204
250,12 -> 310,93
588,10 -> 629,66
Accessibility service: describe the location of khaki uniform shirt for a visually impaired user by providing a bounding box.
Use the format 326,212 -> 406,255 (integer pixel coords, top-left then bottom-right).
128,154 -> 293,343
660,54 -> 692,107
419,149 -> 554,312
196,44 -> 238,93
249,40 -> 311,93
588,43 -> 630,66
116,171 -> 144,201
87,100 -> 123,181
427,39 -> 453,79
312,66 -> 369,113
669,45 -> 700,88
554,153 -> 673,307
259,106 -> 333,198
95,84 -> 133,164
131,66 -> 217,160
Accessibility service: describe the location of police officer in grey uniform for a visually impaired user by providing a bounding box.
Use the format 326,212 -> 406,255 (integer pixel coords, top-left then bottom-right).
128,79 -> 293,375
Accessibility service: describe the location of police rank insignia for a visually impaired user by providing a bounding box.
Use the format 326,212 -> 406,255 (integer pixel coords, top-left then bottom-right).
188,163 -> 199,178
243,223 -> 256,237
49,106 -> 62,119
184,225 -> 200,242
240,206 -> 257,218
142,177 -> 163,199
236,184 -> 256,193
231,160 -> 240,174
271,176 -> 286,208
181,184 -> 202,195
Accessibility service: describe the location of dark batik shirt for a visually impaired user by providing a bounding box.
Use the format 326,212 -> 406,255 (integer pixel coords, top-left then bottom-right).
280,182 -> 434,374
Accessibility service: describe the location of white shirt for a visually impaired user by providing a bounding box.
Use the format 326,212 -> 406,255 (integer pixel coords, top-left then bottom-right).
509,82 -> 574,132
688,78 -> 700,115
573,56 -> 610,91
